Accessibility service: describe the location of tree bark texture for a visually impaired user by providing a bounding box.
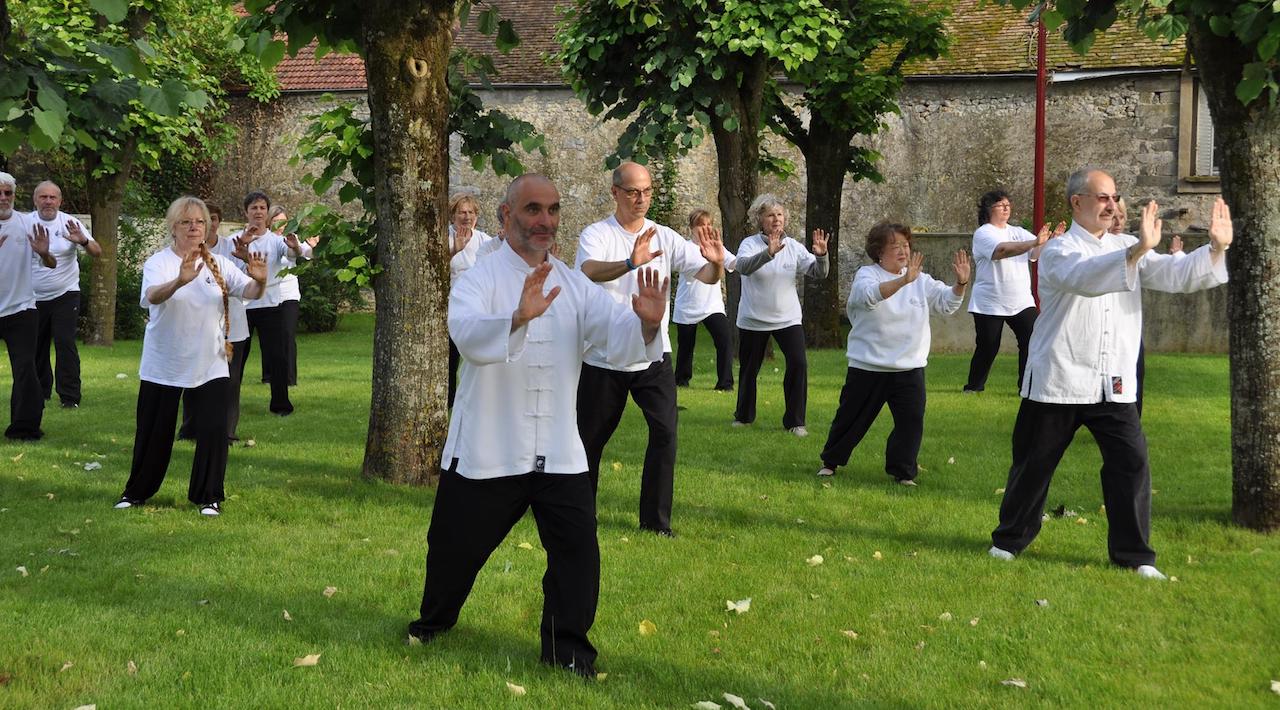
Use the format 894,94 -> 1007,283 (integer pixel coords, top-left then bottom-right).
710,59 -> 767,353
360,1 -> 453,486
801,113 -> 851,349
1190,21 -> 1280,531
82,142 -> 134,346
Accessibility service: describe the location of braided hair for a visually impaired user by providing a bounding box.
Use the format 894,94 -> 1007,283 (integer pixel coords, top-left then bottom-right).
198,241 -> 233,361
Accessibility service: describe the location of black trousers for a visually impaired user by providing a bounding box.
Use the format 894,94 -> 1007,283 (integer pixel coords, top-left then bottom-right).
735,324 -> 808,429
122,378 -> 231,506
447,337 -> 460,409
820,367 -> 926,481
245,306 -> 293,414
274,299 -> 299,386
1136,340 -> 1146,418
577,356 -> 676,532
992,398 -> 1155,567
179,339 -> 247,440
409,468 -> 600,674
674,313 -> 734,390
1,308 -> 44,439
35,291 -> 81,406
964,307 -> 1037,392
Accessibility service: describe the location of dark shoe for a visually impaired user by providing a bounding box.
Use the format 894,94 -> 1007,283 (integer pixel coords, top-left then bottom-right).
675,380 -> 690,387
962,386 -> 983,394
176,430 -> 194,441
199,502 -> 221,516
60,401 -> 78,409
714,385 -> 734,391
4,429 -> 44,441
641,526 -> 676,538
114,496 -> 142,509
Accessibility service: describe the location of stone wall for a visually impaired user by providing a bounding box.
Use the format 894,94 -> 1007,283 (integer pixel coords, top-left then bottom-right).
204,72 -> 1227,352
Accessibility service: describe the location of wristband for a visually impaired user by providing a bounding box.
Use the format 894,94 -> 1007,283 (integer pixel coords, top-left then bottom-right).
625,257 -> 636,271
957,281 -> 969,287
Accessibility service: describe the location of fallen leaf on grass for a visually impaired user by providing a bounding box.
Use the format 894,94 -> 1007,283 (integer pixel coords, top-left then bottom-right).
72,705 -> 95,710
725,598 -> 751,615
16,566 -> 28,577
619,537 -> 629,543
283,610 -> 293,622
83,462 -> 102,472
1000,678 -> 1028,689
39,566 -> 48,574
994,488 -> 1005,495
506,681 -> 526,696
595,672 -> 607,681
1074,517 -> 1088,525
1270,680 -> 1280,695
9,453 -> 22,463
723,693 -> 749,709
45,493 -> 55,500
59,661 -> 74,672
692,702 -> 721,710
914,641 -> 926,651
1034,599 -> 1049,607
841,630 -> 859,639
969,617 -> 980,626
872,551 -> 883,561
638,619 -> 657,636
292,654 -> 321,668
196,599 -> 210,606
0,672 -> 10,685
806,554 -> 824,567
611,461 -> 622,472
947,457 -> 955,464
517,542 -> 534,550
127,660 -> 137,676
116,373 -> 128,379
938,612 -> 953,622
758,700 -> 776,710
244,439 -> 256,448
175,629 -> 185,636
979,660 -> 988,670
323,586 -> 337,598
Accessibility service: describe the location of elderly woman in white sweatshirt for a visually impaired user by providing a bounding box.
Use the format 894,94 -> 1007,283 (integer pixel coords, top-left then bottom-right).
817,222 -> 970,485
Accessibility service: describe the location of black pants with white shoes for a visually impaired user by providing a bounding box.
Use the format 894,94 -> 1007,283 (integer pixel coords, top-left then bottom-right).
992,398 -> 1156,568
410,468 -> 600,674
122,378 -> 230,506
819,367 -> 925,481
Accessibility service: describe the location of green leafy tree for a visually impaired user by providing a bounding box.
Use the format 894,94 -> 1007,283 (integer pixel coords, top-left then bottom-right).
557,0 -> 844,333
771,0 -> 948,347
1006,0 -> 1280,530
0,0 -> 272,344
243,1 -> 539,485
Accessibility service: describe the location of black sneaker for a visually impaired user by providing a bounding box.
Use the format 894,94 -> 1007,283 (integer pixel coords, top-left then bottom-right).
113,497 -> 141,509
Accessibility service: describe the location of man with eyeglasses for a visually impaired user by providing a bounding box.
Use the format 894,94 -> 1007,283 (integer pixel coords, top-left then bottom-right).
989,167 -> 1232,580
29,181 -> 101,409
574,161 -> 731,536
0,172 -> 56,440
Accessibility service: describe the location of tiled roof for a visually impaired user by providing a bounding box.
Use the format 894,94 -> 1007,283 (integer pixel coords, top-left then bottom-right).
259,0 -> 1185,92
907,0 -> 1186,75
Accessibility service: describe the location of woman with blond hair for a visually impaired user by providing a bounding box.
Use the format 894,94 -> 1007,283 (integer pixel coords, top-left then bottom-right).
732,194 -> 829,436
114,196 -> 268,516
673,208 -> 734,391
447,192 -> 493,407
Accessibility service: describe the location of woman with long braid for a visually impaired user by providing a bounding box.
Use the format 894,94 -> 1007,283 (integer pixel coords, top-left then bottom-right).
114,197 -> 268,517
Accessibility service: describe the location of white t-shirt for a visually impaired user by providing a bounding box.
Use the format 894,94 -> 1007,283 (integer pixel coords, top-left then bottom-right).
444,241 -> 662,478
277,238 -> 312,302
735,233 -> 819,331
845,264 -> 963,372
672,235 -> 726,324
448,226 -> 494,286
0,212 -> 38,318
575,215 -> 709,370
968,223 -> 1037,316
29,211 -> 94,301
138,248 -> 256,388
232,231 -> 292,310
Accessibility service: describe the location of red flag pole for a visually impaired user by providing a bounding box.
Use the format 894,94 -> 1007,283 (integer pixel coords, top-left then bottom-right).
1031,17 -> 1047,305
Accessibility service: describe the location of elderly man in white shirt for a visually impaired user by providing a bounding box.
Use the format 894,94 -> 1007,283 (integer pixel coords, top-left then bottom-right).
409,174 -> 668,678
0,172 -> 55,440
29,181 -> 101,408
990,168 -> 1232,580
574,161 -> 730,537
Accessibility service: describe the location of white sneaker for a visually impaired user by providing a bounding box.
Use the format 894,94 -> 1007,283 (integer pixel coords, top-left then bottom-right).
1135,564 -> 1167,580
199,502 -> 221,517
789,426 -> 809,437
897,479 -> 918,487
816,466 -> 835,477
988,546 -> 1015,561
731,420 -> 748,428
113,497 -> 137,509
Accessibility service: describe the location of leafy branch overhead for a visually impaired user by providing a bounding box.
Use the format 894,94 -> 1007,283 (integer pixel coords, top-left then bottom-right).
1006,0 -> 1280,106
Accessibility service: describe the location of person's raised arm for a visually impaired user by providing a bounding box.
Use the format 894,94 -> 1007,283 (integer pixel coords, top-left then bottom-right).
66,219 -> 102,258
691,224 -> 726,284
630,267 -> 669,344
146,251 -> 202,305
579,226 -> 664,282
879,252 -> 923,300
29,223 -> 55,268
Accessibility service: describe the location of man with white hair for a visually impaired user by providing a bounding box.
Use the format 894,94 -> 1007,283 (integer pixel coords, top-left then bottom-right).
989,167 -> 1232,579
30,180 -> 101,408
575,161 -> 730,537
0,172 -> 55,439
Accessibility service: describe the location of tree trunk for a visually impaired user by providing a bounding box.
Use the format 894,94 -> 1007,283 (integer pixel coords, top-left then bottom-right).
1190,21 -> 1280,531
801,114 -> 851,348
360,1 -> 453,486
82,142 -> 134,346
710,59 -> 768,353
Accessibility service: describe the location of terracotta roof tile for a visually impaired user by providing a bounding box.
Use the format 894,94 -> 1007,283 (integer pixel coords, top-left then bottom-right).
274,41 -> 367,92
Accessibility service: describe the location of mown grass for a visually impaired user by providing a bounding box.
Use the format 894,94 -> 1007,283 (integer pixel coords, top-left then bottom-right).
1,313 -> 1276,709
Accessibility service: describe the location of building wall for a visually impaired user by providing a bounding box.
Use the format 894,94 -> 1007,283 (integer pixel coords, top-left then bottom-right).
207,72 -> 1227,352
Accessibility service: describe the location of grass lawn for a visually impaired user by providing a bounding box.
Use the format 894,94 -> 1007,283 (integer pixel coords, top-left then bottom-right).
1,312 -> 1276,708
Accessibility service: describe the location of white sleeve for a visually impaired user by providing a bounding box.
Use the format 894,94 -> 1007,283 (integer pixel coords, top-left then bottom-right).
1037,239 -> 1136,297
1138,245 -> 1228,293
923,273 -> 963,314
448,268 -> 528,365
972,226 -> 999,261
849,267 -> 885,311
218,256 -> 255,298
575,224 -> 608,269
668,228 -> 708,278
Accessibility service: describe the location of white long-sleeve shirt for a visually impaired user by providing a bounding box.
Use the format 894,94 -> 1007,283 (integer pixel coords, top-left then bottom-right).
443,241 -> 663,479
1022,222 -> 1228,404
575,215 -> 709,370
735,233 -> 828,330
845,264 -> 963,372
448,226 -> 494,286
968,223 -> 1037,316
29,211 -> 95,301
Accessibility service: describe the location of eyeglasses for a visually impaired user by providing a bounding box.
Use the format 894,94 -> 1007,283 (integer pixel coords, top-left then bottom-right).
618,187 -> 653,201
993,202 -> 1011,209
1076,193 -> 1121,204
0,189 -> 13,196
178,219 -> 207,228
887,241 -> 911,251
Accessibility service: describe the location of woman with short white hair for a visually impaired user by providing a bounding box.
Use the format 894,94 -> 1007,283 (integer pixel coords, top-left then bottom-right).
732,194 -> 829,436
114,196 -> 268,516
